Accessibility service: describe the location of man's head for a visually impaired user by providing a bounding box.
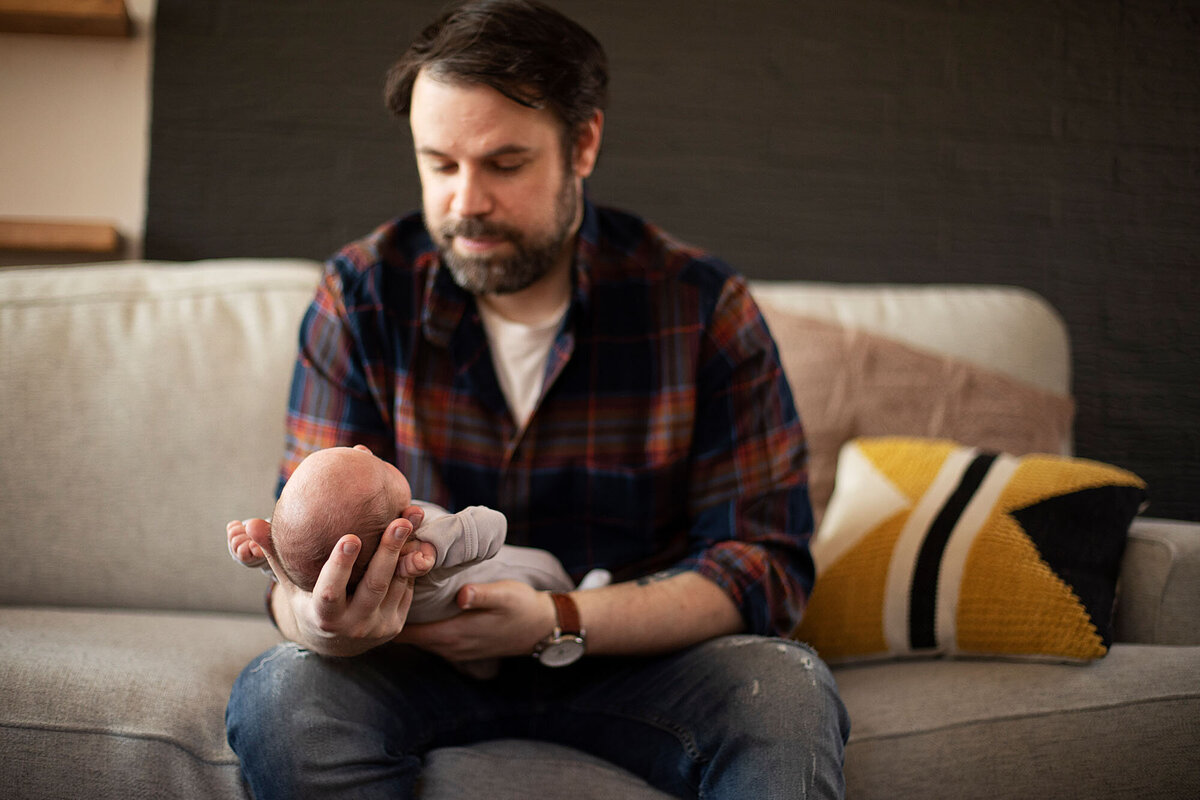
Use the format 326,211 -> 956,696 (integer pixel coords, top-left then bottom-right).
271,446 -> 413,593
384,1 -> 608,296
385,0 -> 607,148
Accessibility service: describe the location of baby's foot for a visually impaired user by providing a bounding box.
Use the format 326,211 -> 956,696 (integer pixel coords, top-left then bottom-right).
226,519 -> 268,568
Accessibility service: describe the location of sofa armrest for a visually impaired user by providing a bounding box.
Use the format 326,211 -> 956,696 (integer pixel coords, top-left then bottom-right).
1113,517 -> 1200,645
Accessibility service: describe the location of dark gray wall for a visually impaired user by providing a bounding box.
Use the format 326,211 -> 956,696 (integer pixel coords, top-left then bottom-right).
146,0 -> 1200,521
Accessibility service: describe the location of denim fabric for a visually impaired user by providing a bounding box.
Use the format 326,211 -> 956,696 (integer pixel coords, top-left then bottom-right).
226,636 -> 849,799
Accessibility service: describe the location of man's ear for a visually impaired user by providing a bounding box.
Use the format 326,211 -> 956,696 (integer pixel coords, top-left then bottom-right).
572,110 -> 604,179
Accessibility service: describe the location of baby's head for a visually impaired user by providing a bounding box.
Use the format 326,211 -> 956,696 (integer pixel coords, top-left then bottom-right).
271,446 -> 413,593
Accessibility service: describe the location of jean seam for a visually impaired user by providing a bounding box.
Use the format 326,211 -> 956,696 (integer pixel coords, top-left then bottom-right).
563,702 -> 708,798
388,709 -> 528,760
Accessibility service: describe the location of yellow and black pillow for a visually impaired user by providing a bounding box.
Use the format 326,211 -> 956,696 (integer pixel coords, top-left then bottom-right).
794,437 -> 1146,663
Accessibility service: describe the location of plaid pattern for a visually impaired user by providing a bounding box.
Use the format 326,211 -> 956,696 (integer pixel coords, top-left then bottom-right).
281,202 -> 814,635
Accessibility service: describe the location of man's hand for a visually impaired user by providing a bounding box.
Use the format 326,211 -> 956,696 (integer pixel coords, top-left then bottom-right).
396,580 -> 557,662
399,571 -> 746,664
245,505 -> 430,658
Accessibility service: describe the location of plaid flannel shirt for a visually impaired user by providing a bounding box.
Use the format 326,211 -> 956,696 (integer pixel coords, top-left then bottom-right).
281,201 -> 814,636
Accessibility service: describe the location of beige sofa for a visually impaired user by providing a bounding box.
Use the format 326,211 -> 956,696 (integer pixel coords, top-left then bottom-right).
2,260 -> 1197,799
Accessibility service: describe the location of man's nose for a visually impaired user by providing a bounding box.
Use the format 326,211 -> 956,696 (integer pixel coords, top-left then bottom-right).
451,168 -> 493,218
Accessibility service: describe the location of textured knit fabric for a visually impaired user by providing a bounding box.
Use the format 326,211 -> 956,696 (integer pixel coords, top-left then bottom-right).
409,504 -> 574,623
280,202 -> 814,635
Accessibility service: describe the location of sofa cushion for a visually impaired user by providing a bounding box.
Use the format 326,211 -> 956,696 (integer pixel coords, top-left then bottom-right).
1117,518 -> 1200,645
835,644 -> 1200,799
755,307 -> 1075,524
0,261 -> 321,613
796,437 -> 1145,662
421,739 -> 673,799
0,607 -> 280,800
4,607 -> 1195,800
749,283 -> 1072,397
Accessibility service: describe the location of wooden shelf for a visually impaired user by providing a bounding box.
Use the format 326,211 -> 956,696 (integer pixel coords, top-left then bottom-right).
0,0 -> 131,38
0,218 -> 121,254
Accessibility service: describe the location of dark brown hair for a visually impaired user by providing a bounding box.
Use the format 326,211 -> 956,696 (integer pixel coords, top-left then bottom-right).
384,0 -> 608,135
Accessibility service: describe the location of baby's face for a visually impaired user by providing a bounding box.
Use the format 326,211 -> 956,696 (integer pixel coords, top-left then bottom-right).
272,446 -> 412,591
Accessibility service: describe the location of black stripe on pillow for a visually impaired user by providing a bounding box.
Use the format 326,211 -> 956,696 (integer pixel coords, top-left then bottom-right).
909,452 -> 998,650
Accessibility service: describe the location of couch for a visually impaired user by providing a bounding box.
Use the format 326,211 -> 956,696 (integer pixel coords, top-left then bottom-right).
2,259 -> 1197,799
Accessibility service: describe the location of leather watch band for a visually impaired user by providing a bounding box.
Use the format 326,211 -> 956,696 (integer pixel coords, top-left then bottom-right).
550,592 -> 581,635
535,592 -> 586,666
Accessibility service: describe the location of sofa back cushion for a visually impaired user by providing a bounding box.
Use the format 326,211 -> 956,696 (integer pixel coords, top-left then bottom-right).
0,261 -> 321,613
750,283 -> 1075,524
0,264 -> 1074,614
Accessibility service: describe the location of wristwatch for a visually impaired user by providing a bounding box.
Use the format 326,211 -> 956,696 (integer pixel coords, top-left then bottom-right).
533,592 -> 586,667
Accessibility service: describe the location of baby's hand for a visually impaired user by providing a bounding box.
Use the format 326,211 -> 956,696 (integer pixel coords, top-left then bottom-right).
226,519 -> 268,568
396,538 -> 437,579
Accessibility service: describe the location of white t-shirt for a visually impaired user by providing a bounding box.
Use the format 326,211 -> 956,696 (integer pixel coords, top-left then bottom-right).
476,298 -> 569,429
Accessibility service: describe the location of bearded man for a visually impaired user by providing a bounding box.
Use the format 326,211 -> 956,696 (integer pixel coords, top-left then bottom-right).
225,2 -> 849,798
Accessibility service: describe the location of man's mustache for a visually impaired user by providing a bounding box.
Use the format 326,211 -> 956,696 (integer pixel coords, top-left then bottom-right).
440,218 -> 521,243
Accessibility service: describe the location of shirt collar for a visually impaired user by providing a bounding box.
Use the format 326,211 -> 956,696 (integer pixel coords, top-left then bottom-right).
571,198 -> 597,317
421,249 -> 470,348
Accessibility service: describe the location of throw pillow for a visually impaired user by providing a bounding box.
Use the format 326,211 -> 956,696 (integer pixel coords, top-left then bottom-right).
756,306 -> 1075,526
793,437 -> 1146,663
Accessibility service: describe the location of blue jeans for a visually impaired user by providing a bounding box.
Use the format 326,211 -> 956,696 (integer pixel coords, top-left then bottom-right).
226,635 -> 849,799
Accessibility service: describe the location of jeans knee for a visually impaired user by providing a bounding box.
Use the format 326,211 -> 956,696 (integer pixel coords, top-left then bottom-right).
699,636 -> 844,726
226,643 -> 317,750
661,637 -> 848,798
226,644 -> 427,798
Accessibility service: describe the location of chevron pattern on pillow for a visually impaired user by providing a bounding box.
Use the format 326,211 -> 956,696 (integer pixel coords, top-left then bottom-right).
794,437 -> 1146,663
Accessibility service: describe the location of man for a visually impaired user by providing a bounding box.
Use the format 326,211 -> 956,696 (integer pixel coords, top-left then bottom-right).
225,1 -> 849,797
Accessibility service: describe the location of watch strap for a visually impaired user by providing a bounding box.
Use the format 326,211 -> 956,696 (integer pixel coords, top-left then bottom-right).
550,592 -> 582,635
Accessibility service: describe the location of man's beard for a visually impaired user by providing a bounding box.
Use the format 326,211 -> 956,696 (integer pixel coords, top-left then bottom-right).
435,175 -> 579,296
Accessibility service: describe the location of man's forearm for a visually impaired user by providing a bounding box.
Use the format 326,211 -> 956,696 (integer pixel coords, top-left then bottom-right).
572,571 -> 745,656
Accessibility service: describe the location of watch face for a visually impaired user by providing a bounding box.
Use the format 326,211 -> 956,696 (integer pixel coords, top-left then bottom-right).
538,636 -> 585,667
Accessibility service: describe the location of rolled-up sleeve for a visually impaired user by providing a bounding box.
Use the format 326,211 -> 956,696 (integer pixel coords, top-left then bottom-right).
676,276 -> 815,637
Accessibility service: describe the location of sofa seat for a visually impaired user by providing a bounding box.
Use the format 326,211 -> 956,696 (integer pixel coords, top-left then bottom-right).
4,604 -> 1198,799
0,607 -> 280,798
835,645 -> 1200,798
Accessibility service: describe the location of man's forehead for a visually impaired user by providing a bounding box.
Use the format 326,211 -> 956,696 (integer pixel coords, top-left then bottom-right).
417,142 -> 534,160
409,71 -> 559,153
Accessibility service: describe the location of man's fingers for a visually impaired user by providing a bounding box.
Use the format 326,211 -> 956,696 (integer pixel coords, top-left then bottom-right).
455,580 -> 525,611
348,518 -> 411,610
311,534 -> 361,617
400,504 -> 425,531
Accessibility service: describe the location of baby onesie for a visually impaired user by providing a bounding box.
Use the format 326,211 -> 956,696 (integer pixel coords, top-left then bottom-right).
407,502 -> 574,622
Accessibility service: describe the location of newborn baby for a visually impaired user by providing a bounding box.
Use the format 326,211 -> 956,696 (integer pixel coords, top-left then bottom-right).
227,445 -> 574,624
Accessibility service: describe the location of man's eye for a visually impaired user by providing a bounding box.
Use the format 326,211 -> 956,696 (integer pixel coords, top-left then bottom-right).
493,161 -> 525,173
